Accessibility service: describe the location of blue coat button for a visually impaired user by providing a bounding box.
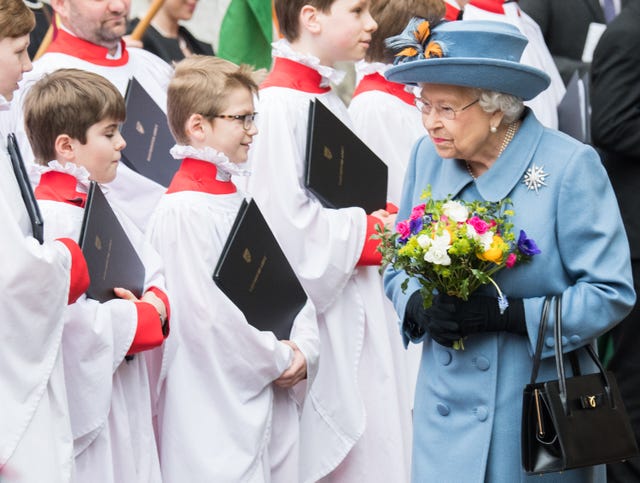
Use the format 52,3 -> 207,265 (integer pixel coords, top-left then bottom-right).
438,350 -> 452,366
437,403 -> 450,416
475,356 -> 490,371
474,406 -> 489,422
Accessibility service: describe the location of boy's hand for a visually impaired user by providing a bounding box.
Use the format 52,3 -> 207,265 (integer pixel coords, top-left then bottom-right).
114,287 -> 167,322
371,209 -> 397,230
274,340 -> 307,388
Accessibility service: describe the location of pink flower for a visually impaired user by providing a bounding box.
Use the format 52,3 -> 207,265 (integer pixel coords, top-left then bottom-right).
467,216 -> 490,235
397,220 -> 411,239
505,253 -> 517,268
410,204 -> 426,220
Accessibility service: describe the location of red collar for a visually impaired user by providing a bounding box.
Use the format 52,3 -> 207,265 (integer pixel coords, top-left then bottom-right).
260,57 -> 331,94
445,3 -> 463,20
469,0 -> 505,14
47,28 -> 129,67
166,158 -> 237,195
352,72 -> 414,106
35,171 -> 87,208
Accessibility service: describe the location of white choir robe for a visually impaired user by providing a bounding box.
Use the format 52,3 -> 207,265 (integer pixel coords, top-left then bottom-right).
348,63 -> 426,210
0,112 -> 77,482
38,180 -> 166,483
247,56 -> 413,483
6,30 -> 173,232
145,160 -> 319,482
348,62 -> 427,407
462,2 -> 566,129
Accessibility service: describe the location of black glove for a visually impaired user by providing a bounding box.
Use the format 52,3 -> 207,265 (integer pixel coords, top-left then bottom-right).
442,293 -> 527,336
403,291 -> 464,347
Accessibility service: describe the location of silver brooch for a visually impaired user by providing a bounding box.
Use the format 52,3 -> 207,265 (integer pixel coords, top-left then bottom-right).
523,164 -> 548,193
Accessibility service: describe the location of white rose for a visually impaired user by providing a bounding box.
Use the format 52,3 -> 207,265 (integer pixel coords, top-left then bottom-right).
442,200 -> 469,223
417,234 -> 432,249
423,232 -> 452,266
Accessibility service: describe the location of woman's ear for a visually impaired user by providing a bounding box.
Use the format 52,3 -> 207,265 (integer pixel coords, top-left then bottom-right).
490,110 -> 506,130
54,134 -> 75,162
185,113 -> 208,143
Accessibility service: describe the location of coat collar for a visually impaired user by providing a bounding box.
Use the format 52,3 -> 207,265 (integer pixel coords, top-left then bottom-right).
35,171 -> 87,207
437,109 -> 544,201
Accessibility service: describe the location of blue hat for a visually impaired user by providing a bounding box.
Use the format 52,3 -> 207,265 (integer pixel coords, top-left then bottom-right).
384,19 -> 550,101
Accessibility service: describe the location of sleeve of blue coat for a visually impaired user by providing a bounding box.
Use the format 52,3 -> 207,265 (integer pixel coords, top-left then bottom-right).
524,144 -> 636,356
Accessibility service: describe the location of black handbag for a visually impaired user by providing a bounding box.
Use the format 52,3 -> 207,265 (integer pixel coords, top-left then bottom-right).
521,295 -> 639,474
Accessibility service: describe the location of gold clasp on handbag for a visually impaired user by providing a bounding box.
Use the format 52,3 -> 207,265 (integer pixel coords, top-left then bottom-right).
579,393 -> 602,409
534,388 -> 545,437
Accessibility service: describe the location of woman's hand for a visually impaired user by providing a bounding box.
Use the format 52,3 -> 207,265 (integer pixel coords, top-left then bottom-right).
274,340 -> 307,388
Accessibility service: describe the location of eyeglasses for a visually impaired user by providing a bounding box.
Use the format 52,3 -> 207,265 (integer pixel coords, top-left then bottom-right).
413,98 -> 479,120
213,112 -> 258,131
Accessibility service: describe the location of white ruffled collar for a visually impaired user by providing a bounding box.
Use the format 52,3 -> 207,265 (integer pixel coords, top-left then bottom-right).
272,39 -> 346,88
0,94 -> 10,112
169,144 -> 250,181
29,160 -> 92,191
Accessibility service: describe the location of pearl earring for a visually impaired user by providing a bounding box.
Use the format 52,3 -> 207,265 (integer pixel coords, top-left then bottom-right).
490,126 -> 497,134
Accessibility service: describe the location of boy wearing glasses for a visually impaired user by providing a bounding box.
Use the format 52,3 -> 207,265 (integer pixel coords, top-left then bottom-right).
145,55 -> 319,483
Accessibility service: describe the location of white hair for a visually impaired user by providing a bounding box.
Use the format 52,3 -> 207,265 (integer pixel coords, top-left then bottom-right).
475,89 -> 525,124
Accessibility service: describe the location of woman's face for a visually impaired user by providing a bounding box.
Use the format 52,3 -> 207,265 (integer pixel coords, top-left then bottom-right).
417,83 -> 503,163
163,0 -> 198,22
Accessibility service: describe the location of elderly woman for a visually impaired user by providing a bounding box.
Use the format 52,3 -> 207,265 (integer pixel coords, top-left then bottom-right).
382,20 -> 635,482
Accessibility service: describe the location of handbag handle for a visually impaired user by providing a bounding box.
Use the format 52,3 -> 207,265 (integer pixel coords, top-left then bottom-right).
529,295 -> 552,385
530,295 -> 616,413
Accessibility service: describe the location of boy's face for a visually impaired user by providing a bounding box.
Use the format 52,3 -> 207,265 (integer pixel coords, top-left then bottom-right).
0,34 -> 32,101
204,86 -> 257,164
71,118 -> 125,183
315,0 -> 377,64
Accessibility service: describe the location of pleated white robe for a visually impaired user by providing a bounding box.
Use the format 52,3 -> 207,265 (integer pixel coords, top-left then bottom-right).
247,56 -> 413,483
38,178 -> 166,483
146,161 -> 319,482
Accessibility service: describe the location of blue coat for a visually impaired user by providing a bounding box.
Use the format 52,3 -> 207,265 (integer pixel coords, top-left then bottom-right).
383,110 -> 635,482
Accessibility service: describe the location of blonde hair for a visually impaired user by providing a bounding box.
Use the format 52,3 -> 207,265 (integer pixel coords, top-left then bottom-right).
24,69 -> 126,165
167,55 -> 258,144
367,0 -> 445,63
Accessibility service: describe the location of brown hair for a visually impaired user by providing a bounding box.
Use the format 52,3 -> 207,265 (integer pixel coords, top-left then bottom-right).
0,0 -> 35,39
24,69 -> 126,165
167,55 -> 258,145
366,0 -> 445,63
274,0 -> 335,42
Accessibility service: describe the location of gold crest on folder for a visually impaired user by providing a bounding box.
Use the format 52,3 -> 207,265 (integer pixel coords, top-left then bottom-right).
94,235 -> 102,251
323,146 -> 332,160
242,248 -> 252,264
135,121 -> 145,135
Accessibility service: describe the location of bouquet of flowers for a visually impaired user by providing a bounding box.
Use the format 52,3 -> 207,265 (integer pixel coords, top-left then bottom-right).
377,187 -> 540,328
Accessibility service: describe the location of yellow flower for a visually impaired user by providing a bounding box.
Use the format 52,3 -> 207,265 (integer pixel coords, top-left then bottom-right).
477,235 -> 508,264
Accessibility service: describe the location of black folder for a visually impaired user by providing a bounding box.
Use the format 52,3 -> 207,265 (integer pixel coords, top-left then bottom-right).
304,99 -> 388,213
6,133 -> 44,243
78,182 -> 145,303
120,77 -> 180,187
213,199 -> 307,340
